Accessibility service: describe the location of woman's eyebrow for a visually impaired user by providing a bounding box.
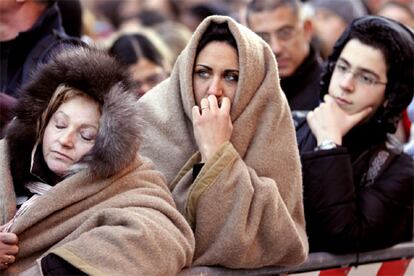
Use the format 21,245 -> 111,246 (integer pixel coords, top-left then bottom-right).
195,64 -> 212,70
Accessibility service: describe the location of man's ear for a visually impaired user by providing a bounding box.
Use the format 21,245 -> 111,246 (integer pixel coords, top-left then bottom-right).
302,19 -> 313,43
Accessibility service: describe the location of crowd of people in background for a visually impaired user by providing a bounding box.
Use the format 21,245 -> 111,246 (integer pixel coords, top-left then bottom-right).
0,0 -> 413,274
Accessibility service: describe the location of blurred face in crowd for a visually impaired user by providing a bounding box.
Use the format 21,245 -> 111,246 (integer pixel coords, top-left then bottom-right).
42,95 -> 101,176
248,4 -> 312,78
193,41 -> 239,106
129,58 -> 168,97
378,4 -> 414,29
312,8 -> 347,59
328,39 -> 387,119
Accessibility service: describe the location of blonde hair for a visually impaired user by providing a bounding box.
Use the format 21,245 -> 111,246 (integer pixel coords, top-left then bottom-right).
36,85 -> 98,142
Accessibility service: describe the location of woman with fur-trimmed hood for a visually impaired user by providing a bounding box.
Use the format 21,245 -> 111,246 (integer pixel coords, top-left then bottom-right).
0,46 -> 194,275
136,15 -> 308,268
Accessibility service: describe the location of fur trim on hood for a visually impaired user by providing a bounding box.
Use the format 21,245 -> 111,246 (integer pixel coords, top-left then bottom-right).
5,46 -> 141,187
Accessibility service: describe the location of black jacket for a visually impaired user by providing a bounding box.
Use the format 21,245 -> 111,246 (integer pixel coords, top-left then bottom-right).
281,46 -> 322,112
0,3 -> 79,97
297,122 -> 413,253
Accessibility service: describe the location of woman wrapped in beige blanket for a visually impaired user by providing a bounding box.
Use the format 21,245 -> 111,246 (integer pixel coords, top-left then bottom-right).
0,46 -> 194,275
137,15 -> 308,268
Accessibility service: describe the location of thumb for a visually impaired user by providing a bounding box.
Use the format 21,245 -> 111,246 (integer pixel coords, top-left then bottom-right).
349,106 -> 373,125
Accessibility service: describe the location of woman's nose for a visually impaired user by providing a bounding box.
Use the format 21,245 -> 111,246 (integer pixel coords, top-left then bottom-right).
207,77 -> 223,97
58,131 -> 75,147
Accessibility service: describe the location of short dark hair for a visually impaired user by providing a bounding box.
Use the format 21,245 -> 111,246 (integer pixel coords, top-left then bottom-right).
246,0 -> 300,26
196,22 -> 238,56
321,16 -> 414,133
109,34 -> 165,67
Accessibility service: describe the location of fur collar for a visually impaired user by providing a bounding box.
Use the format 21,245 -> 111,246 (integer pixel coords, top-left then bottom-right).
5,46 -> 141,187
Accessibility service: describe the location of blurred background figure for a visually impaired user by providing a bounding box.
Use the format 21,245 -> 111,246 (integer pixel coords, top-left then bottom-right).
310,0 -> 366,60
245,0 -> 322,119
151,21 -> 192,62
361,0 -> 414,14
0,0 -> 81,137
118,0 -> 180,24
109,31 -> 172,97
404,99 -> 414,156
377,1 -> 414,28
57,0 -> 83,38
179,2 -> 231,31
377,1 -> 414,144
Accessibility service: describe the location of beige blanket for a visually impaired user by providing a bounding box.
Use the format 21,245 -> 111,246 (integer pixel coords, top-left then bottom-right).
0,140 -> 194,275
137,15 -> 308,268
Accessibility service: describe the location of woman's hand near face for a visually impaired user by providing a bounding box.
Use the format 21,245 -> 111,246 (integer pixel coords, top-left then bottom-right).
0,229 -> 19,270
307,95 -> 372,146
192,95 -> 233,162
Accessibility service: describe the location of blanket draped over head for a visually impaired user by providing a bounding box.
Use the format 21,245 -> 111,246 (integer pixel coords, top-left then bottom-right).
137,15 -> 308,268
0,46 -> 194,275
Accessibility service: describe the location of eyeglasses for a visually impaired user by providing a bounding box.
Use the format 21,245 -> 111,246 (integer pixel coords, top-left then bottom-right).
332,61 -> 387,86
256,26 -> 298,44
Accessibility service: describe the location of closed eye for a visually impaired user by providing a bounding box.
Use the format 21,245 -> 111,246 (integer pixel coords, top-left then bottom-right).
80,128 -> 97,142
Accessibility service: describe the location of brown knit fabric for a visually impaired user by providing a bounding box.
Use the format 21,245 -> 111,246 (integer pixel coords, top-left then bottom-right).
0,141 -> 194,275
137,15 -> 308,268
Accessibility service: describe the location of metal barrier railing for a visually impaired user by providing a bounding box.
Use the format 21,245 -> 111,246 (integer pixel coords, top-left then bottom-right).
179,241 -> 414,275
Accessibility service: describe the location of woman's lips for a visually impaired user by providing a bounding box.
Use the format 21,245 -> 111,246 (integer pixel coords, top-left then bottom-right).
52,151 -> 72,161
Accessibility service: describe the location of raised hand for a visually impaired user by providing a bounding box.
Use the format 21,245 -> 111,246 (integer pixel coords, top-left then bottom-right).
192,95 -> 233,162
307,94 -> 372,146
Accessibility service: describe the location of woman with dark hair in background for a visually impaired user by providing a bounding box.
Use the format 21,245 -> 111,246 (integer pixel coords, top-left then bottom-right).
109,32 -> 170,97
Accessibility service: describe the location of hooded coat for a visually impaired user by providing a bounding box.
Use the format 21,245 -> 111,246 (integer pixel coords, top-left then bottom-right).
0,46 -> 194,275
137,15 -> 308,268
297,16 -> 414,253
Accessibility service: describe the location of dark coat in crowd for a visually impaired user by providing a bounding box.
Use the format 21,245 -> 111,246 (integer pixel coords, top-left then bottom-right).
0,2 -> 81,138
0,2 -> 79,97
281,46 -> 322,112
297,16 -> 414,254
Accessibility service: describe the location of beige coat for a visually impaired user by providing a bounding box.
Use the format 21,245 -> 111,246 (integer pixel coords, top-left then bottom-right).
0,140 -> 194,275
137,15 -> 308,268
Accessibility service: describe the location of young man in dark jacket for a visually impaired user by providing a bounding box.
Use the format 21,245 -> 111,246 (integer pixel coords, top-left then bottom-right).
297,16 -> 414,254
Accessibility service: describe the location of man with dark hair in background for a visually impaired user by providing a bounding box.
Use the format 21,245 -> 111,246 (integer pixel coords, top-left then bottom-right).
0,0 -> 80,136
245,0 -> 322,124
